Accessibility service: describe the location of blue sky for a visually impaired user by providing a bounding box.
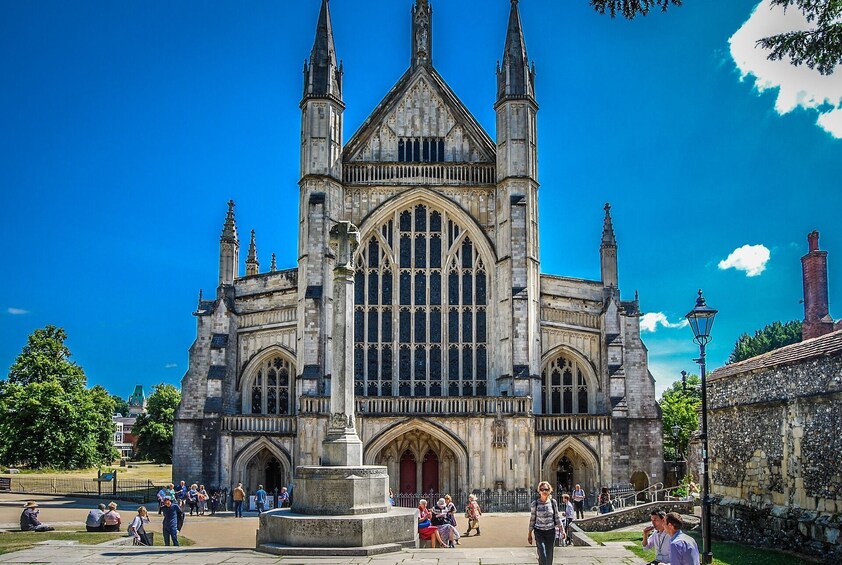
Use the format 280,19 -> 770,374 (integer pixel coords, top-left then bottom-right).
2,0 -> 840,400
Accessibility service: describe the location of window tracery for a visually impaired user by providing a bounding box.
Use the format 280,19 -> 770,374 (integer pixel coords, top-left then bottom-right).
542,355 -> 590,414
247,356 -> 292,415
354,204 -> 488,396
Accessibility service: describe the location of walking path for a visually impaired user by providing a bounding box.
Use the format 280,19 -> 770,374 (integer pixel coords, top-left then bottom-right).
0,544 -> 645,564
0,493 -> 645,563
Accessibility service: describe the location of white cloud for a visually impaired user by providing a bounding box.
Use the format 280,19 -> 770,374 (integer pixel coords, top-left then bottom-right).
729,0 -> 842,138
7,307 -> 29,315
164,363 -> 177,369
718,244 -> 771,276
640,312 -> 689,333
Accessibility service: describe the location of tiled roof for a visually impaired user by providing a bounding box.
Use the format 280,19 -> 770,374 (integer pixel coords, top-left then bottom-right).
710,328 -> 842,381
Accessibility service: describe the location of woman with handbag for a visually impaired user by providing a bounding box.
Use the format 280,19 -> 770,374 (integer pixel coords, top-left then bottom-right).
128,506 -> 152,546
464,494 -> 481,536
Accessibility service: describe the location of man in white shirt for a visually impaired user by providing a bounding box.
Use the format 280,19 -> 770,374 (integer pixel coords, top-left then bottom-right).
642,509 -> 671,565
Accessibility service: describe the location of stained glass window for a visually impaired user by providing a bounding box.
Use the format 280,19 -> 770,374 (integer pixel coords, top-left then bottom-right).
248,356 -> 292,415
541,355 -> 591,414
353,206 -> 489,396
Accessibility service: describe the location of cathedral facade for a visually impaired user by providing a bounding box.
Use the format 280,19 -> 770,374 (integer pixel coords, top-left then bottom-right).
173,0 -> 663,499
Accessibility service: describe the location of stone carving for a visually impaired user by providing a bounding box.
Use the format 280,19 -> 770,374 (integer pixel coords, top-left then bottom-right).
329,221 -> 360,271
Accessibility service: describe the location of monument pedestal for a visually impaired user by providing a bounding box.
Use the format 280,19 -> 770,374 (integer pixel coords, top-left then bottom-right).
256,465 -> 417,556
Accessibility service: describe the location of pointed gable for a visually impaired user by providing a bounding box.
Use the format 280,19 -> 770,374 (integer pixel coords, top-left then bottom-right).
344,67 -> 495,164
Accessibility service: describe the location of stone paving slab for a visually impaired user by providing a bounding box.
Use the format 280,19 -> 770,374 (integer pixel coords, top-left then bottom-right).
0,545 -> 646,564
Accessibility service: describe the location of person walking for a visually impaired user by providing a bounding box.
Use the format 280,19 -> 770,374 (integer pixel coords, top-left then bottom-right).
560,493 -> 575,546
84,503 -> 106,532
102,502 -> 121,532
572,483 -> 586,519
161,497 -> 184,546
279,486 -> 290,508
664,512 -> 701,565
527,481 -> 561,565
128,506 -> 152,546
232,482 -> 246,518
255,484 -> 267,513
598,487 -> 613,514
464,494 -> 481,536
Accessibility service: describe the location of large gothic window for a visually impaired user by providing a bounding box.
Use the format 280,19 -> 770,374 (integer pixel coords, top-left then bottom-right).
542,355 -> 590,414
247,356 -> 292,415
354,204 -> 488,397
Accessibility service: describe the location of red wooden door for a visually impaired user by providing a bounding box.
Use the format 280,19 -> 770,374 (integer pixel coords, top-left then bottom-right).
422,450 -> 439,494
400,450 -> 417,494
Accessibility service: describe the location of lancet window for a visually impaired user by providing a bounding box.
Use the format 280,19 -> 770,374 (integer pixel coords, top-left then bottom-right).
354,204 -> 488,397
398,137 -> 446,162
247,356 -> 292,415
542,355 -> 590,414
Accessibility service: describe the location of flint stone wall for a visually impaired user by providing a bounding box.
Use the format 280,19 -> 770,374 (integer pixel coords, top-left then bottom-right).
706,349 -> 842,562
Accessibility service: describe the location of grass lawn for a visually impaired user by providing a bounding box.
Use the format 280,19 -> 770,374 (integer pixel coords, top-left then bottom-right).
0,528 -> 194,555
11,462 -> 172,483
587,531 -> 822,565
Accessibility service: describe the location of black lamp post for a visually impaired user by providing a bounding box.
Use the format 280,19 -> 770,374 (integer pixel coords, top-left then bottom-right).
671,423 -> 681,483
686,289 -> 717,565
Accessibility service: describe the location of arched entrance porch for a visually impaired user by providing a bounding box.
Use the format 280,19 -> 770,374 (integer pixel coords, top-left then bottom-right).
365,420 -> 467,496
543,437 -> 599,498
231,438 -> 291,496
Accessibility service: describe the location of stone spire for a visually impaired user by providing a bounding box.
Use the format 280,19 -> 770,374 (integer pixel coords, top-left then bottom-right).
218,200 -> 240,287
270,253 -> 277,272
411,0 -> 433,70
303,0 -> 342,101
602,202 -> 617,246
220,199 -> 238,243
497,0 -> 535,103
600,203 -> 618,288
245,229 -> 260,276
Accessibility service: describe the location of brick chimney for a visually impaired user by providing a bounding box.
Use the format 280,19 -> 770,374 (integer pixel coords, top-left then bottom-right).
801,230 -> 834,340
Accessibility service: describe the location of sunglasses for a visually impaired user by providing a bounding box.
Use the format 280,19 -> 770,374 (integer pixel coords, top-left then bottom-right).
539,487 -> 550,492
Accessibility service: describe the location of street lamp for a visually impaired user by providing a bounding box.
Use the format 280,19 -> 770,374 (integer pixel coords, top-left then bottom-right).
686,289 -> 717,565
671,423 -> 681,482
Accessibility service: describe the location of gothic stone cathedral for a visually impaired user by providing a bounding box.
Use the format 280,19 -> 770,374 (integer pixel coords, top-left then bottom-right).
173,0 -> 663,498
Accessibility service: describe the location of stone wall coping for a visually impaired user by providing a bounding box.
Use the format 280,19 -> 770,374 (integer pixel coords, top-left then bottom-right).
710,328 -> 842,381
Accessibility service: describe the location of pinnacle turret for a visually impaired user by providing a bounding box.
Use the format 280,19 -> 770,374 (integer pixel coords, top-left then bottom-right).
411,0 -> 433,70
600,203 -> 618,288
220,200 -> 238,243
246,229 -> 260,276
602,202 -> 617,247
270,253 -> 277,272
303,0 -> 342,101
497,0 -> 535,103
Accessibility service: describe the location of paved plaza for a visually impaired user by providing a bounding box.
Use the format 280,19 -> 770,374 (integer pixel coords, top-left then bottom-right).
0,494 -> 645,563
0,544 -> 646,564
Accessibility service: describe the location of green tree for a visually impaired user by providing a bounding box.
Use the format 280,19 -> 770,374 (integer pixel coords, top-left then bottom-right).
591,0 -> 842,75
659,374 -> 701,462
133,383 -> 180,463
111,394 -> 130,416
728,320 -> 802,364
0,326 -> 117,469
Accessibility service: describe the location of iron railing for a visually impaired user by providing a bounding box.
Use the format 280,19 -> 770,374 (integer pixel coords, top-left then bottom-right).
4,476 -> 167,503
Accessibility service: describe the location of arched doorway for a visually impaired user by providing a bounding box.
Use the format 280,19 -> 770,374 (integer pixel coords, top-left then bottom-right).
556,455 -> 574,494
631,471 -> 649,502
244,448 -> 286,495
367,425 -> 463,495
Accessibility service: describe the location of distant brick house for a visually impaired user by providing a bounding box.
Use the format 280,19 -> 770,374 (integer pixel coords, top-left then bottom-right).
703,232 -> 841,562
113,416 -> 137,459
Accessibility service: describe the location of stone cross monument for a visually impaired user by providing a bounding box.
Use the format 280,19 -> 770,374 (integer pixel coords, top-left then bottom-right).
323,221 -> 363,466
256,220 -> 417,555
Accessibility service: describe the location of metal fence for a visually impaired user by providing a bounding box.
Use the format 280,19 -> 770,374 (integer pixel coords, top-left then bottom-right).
394,490 -> 538,513
3,476 -> 166,503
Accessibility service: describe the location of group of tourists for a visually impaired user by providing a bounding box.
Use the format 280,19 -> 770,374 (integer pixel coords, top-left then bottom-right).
157,481 -> 222,516
416,493 -> 481,548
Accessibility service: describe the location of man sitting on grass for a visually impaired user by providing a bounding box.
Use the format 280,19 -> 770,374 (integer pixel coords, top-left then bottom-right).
20,501 -> 55,532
